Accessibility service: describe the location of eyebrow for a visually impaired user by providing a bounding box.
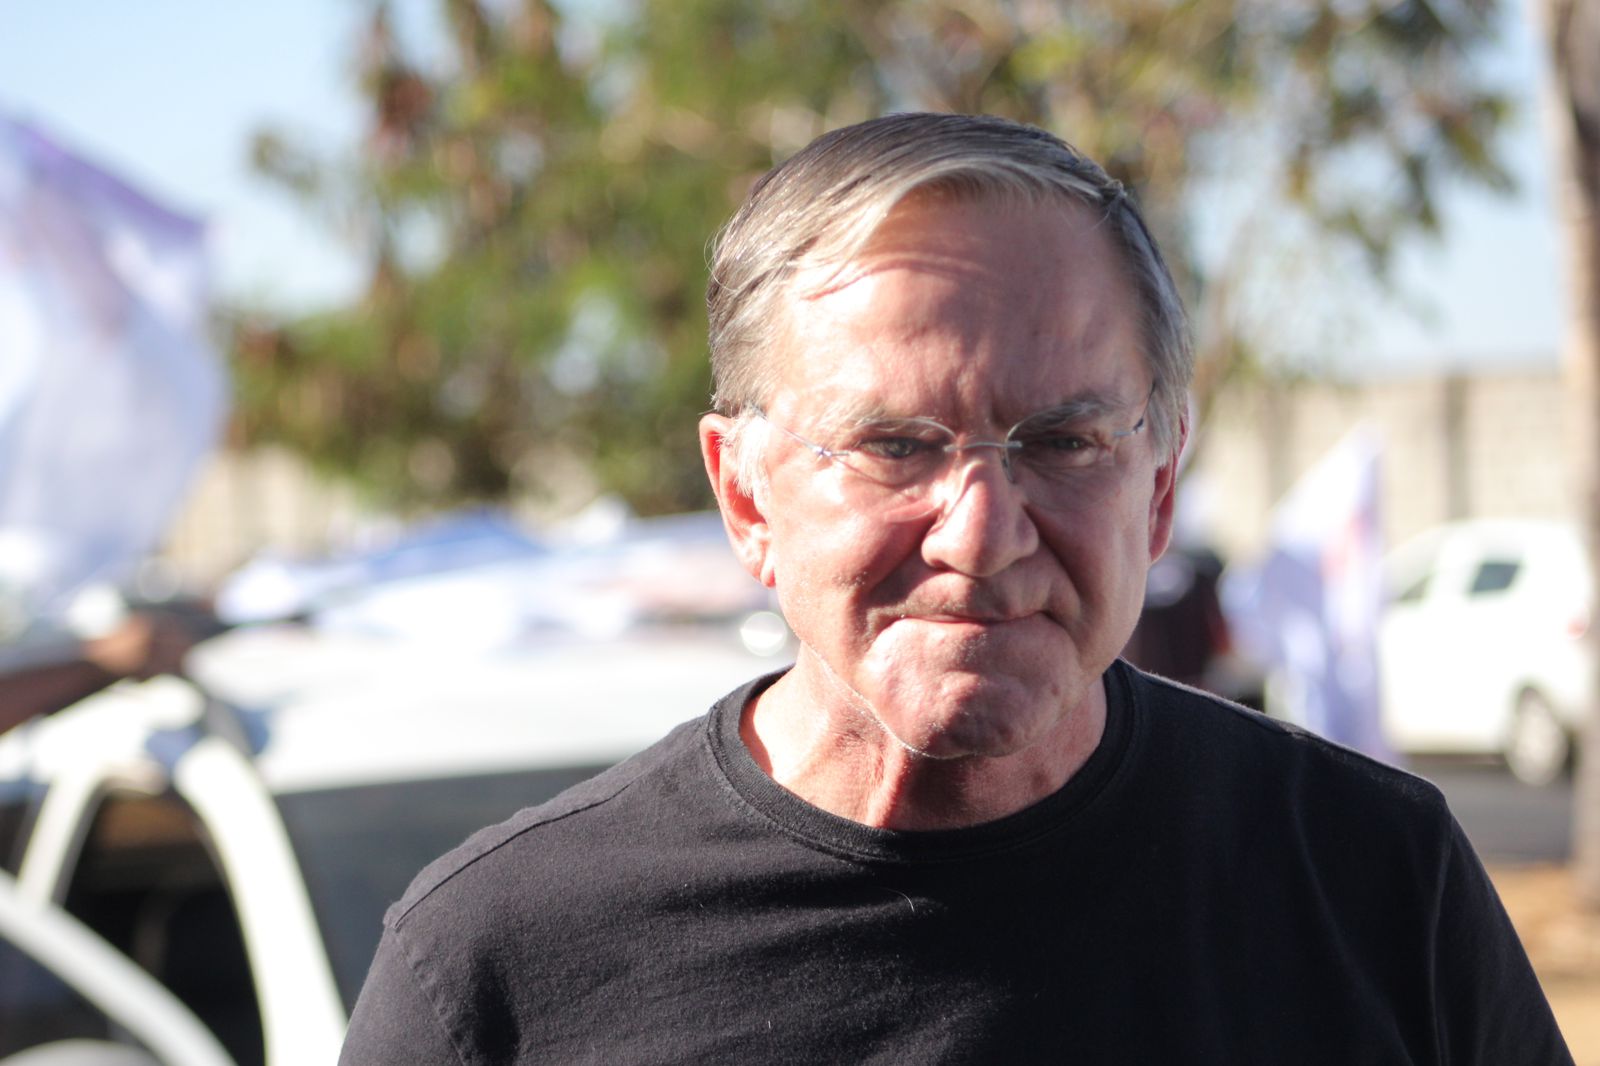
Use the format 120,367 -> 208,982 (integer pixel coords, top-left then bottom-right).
804,396 -> 899,436
811,388 -> 1133,436
1017,396 -> 1123,425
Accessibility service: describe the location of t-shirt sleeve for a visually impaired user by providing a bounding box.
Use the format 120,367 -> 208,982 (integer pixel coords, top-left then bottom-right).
1431,817 -> 1574,1065
340,923 -> 466,1066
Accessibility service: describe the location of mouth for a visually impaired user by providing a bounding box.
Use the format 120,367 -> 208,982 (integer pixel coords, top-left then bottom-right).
898,609 -> 1036,627
876,585 -> 1050,631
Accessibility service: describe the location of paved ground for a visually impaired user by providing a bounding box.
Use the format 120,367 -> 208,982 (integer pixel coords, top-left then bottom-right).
1408,756 -> 1573,864
1492,865 -> 1600,1065
1407,758 -> 1598,1062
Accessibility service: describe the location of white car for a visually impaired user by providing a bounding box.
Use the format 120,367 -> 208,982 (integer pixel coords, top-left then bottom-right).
0,624 -> 785,1065
1379,518 -> 1592,785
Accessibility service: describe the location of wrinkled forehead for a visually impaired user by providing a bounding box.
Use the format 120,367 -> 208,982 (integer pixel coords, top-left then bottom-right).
767,190 -> 1148,420
792,181 -> 1116,299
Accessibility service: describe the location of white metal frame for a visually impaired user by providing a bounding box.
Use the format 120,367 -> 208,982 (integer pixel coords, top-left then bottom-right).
0,871 -> 233,1066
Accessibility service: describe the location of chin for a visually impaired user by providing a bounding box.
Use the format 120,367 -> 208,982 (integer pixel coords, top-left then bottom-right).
881,672 -> 1072,760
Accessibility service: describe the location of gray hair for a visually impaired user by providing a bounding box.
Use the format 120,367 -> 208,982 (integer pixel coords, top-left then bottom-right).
706,112 -> 1192,488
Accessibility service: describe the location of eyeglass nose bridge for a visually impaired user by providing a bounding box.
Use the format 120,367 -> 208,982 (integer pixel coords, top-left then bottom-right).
940,438 -> 1025,486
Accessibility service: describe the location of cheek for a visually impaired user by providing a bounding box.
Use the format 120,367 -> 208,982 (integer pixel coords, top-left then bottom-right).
1102,498 -> 1160,624
1037,498 -> 1151,602
766,507 -> 919,614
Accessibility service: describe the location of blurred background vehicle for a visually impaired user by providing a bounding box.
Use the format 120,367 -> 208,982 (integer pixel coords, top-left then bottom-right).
1122,541 -> 1264,709
0,621 -> 787,1066
0,508 -> 789,1066
0,866 -> 233,1066
1379,518 -> 1592,785
0,597 -> 228,733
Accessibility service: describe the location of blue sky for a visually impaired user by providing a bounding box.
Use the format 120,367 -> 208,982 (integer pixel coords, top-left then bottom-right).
1,0 -> 398,311
0,0 -> 1570,375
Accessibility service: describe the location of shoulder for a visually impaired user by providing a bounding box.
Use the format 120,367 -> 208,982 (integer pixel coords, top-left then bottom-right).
381,669 -> 785,941
342,699 -> 755,1062
1114,663 -> 1474,937
1118,662 -> 1450,828
387,711 -> 710,929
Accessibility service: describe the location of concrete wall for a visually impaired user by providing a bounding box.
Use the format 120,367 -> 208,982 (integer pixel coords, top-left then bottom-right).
1184,363 -> 1574,562
158,446 -> 375,589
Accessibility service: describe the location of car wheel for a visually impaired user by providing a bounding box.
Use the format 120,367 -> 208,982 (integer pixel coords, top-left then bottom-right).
1505,689 -> 1571,787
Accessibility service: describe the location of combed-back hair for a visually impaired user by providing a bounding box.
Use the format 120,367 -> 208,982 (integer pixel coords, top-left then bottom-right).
706,112 -> 1192,486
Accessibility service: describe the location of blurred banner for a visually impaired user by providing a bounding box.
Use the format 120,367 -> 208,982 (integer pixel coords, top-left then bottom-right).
1221,426 -> 1396,762
0,113 -> 224,633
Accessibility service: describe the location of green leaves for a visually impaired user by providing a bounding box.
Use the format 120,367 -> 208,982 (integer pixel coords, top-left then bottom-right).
233,0 -> 1512,514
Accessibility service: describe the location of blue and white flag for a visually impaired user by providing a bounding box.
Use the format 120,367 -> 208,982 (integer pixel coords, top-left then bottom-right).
1221,426 -> 1395,762
0,114 -> 225,631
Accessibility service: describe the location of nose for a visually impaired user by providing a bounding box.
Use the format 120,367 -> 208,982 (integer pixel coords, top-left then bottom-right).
918,453 -> 1039,577
946,439 -> 1020,484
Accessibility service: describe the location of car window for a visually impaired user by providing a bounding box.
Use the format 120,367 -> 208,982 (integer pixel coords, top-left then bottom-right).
0,927 -> 128,1057
1469,559 -> 1520,595
1392,572 -> 1431,605
0,790 -> 33,875
62,792 -> 263,1066
275,764 -> 609,1010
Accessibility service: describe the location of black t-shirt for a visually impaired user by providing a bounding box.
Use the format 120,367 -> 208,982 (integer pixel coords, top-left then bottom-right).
340,662 -> 1572,1065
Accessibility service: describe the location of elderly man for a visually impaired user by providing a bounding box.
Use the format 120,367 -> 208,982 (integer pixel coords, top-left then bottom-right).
341,114 -> 1569,1064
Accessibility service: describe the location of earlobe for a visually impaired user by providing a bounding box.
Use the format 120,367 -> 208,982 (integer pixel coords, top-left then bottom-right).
700,414 -> 777,588
1147,417 -> 1188,562
1148,461 -> 1178,562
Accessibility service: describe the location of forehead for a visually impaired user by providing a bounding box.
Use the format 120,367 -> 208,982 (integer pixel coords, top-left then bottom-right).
771,192 -> 1146,420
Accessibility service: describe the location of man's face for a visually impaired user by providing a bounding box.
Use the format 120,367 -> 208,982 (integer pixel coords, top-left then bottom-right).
713,192 -> 1178,761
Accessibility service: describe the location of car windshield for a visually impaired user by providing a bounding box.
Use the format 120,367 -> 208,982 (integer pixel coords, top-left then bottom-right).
275,765 -> 608,1010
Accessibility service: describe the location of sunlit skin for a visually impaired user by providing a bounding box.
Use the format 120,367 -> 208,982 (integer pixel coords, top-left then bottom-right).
701,193 -> 1183,830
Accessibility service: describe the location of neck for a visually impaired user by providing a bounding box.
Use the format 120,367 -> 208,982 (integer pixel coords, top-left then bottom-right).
740,660 -> 1108,831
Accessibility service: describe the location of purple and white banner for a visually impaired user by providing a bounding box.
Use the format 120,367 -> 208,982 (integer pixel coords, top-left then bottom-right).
1222,426 -> 1396,762
0,113 -> 224,627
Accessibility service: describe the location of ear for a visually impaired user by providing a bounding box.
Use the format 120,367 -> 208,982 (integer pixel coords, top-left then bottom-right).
1147,414 -> 1188,563
700,414 -> 777,588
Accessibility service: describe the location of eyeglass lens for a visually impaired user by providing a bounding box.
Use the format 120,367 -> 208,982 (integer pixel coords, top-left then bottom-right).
778,404 -> 1147,523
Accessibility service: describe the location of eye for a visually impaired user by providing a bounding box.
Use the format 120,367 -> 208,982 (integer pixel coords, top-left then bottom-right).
1014,426 -> 1114,470
1031,432 -> 1095,453
856,436 -> 936,461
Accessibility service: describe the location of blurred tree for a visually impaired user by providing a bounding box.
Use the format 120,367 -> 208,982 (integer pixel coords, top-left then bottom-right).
234,0 -> 1512,514
1537,0 -> 1600,903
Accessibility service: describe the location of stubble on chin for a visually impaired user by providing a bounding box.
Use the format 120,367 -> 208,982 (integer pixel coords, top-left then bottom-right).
851,627 -> 1083,756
